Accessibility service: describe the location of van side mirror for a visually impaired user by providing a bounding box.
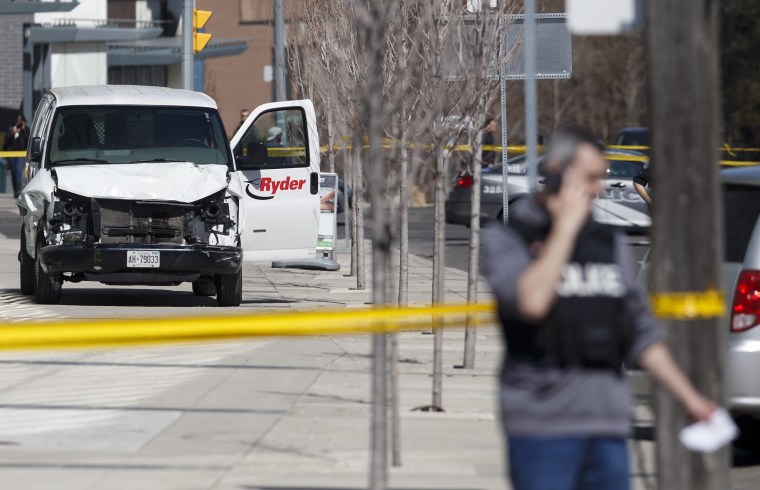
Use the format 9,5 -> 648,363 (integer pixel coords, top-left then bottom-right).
30,137 -> 42,160
238,141 -> 268,170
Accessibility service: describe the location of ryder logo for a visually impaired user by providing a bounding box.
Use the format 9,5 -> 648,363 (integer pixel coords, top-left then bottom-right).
245,177 -> 307,200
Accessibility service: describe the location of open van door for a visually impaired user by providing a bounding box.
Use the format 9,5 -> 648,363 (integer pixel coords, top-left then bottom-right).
230,100 -> 320,261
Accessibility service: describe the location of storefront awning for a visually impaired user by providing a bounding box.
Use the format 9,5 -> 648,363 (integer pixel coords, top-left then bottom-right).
27,24 -> 163,46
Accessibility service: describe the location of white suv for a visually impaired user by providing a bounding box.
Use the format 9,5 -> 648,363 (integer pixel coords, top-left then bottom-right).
18,85 -> 321,306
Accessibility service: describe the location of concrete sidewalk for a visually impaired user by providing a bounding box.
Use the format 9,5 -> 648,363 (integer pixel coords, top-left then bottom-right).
0,193 -> 508,490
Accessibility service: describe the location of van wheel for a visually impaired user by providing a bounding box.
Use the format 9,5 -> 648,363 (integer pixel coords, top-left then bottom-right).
216,270 -> 242,307
20,229 -> 36,295
34,242 -> 62,305
192,280 -> 216,297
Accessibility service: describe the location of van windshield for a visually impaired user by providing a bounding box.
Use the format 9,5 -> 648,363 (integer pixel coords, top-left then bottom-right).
48,106 -> 230,166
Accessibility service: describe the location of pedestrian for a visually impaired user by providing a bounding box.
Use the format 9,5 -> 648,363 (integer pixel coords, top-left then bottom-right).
3,113 -> 29,198
235,108 -> 250,134
481,117 -> 498,167
482,125 -> 716,490
265,126 -> 286,166
633,160 -> 652,211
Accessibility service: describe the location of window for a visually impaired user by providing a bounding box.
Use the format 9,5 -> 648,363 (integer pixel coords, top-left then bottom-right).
48,106 -> 230,167
607,159 -> 644,179
724,184 -> 760,263
235,108 -> 309,169
240,0 -> 273,23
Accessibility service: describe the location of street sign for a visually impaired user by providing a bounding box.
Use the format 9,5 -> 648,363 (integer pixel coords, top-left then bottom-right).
567,0 -> 643,35
440,14 -> 572,81
317,173 -> 339,254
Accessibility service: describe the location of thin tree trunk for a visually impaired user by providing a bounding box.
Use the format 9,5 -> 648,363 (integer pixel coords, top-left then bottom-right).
398,121 -> 410,307
326,94 -> 335,173
354,134 -> 366,290
347,144 -> 358,277
431,148 -> 447,409
388,234 -> 401,467
464,108 -> 486,369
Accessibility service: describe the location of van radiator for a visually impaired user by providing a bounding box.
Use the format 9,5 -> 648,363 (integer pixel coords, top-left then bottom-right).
98,200 -> 185,244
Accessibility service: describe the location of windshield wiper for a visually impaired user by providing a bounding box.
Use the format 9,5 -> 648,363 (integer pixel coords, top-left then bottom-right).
52,158 -> 111,165
129,158 -> 190,163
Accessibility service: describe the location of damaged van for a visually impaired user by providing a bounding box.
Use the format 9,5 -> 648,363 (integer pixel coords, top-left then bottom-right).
18,85 -> 320,306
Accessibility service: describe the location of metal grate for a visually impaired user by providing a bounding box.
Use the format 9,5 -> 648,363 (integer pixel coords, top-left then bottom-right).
91,112 -> 106,146
125,117 -> 155,148
99,201 -> 185,245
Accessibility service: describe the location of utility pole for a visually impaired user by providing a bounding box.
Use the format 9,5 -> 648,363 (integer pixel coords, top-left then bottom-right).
363,0 -> 388,487
647,0 -> 729,488
523,0 -> 538,192
273,0 -> 286,102
181,0 -> 194,90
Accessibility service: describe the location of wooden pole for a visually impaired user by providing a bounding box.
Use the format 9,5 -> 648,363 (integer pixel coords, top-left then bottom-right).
647,0 -> 729,488
364,0 -> 389,486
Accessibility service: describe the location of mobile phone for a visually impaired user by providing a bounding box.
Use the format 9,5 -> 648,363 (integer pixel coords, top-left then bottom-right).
544,172 -> 563,194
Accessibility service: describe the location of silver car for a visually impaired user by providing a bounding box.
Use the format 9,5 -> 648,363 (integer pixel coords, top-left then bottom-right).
636,166 -> 760,451
722,167 -> 760,450
445,149 -> 652,232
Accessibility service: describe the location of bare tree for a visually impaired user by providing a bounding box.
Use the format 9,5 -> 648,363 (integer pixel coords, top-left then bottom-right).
288,0 -> 369,289
459,3 -> 516,369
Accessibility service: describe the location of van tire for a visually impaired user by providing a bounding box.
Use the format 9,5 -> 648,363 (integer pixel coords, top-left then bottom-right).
34,242 -> 62,305
20,229 -> 36,295
216,270 -> 242,307
192,280 -> 216,297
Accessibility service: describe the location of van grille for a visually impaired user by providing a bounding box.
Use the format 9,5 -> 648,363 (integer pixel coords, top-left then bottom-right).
98,201 -> 185,244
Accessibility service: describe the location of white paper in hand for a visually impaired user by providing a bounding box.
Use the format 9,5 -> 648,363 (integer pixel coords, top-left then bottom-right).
678,408 -> 739,453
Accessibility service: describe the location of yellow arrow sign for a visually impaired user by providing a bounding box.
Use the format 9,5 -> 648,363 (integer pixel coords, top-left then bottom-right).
194,9 -> 212,29
193,9 -> 213,54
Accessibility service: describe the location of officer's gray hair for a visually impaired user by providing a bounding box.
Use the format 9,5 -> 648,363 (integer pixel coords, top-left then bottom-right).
545,125 -> 605,172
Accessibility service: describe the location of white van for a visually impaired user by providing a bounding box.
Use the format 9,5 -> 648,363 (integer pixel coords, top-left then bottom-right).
17,85 -> 320,306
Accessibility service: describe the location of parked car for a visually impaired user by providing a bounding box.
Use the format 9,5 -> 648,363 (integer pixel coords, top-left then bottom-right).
635,165 -> 760,451
614,127 -> 650,151
18,85 -> 321,306
445,149 -> 651,232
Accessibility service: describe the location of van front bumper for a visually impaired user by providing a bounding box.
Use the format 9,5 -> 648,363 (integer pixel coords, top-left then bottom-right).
39,243 -> 242,275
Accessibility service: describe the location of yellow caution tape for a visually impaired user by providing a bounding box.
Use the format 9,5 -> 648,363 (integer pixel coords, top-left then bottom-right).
266,147 -> 307,157
650,290 -> 725,320
721,160 -> 760,167
606,145 -> 650,151
0,151 -> 26,158
0,302 -> 497,351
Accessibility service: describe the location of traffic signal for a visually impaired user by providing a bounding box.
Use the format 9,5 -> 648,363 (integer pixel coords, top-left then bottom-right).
193,9 -> 212,54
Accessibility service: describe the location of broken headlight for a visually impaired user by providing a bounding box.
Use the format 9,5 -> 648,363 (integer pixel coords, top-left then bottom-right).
50,191 -> 90,243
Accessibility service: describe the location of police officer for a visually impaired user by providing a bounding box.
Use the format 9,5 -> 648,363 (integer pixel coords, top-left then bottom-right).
633,160 -> 652,210
482,126 -> 716,490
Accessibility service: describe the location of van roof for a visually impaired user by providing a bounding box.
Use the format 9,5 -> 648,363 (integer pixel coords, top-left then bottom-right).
48,85 -> 217,109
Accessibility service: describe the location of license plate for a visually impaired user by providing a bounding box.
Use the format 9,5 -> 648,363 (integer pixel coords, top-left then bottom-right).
126,251 -> 160,268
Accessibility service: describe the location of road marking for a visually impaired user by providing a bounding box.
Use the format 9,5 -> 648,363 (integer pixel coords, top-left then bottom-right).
0,290 -> 62,323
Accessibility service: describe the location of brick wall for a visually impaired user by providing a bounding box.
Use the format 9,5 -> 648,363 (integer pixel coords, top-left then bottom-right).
0,14 -> 32,113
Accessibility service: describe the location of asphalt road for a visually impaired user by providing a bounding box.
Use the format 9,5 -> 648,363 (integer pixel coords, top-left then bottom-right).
359,205 -> 652,273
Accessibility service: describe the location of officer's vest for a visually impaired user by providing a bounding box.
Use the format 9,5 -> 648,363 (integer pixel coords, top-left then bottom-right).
501,216 -> 632,373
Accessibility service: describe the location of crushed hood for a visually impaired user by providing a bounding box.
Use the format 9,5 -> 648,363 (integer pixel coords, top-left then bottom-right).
53,162 -> 229,202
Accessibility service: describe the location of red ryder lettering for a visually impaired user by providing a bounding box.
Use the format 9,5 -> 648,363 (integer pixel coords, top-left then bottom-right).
259,177 -> 306,194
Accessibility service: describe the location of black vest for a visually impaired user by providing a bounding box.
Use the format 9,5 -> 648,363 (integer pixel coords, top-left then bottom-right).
501,215 -> 632,373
